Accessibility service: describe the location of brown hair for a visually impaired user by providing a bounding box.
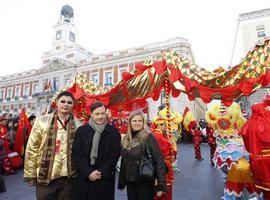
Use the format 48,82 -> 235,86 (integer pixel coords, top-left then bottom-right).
90,101 -> 106,113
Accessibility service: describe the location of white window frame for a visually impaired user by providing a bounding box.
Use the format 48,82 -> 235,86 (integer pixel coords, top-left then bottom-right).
7,88 -> 12,98
256,25 -> 266,38
118,67 -> 128,81
33,84 -> 39,94
53,77 -> 59,91
24,85 -> 29,96
56,30 -> 62,40
64,78 -> 70,85
69,31 -> 76,42
91,73 -> 99,84
15,87 -> 21,97
0,90 -> 4,99
104,71 -> 113,86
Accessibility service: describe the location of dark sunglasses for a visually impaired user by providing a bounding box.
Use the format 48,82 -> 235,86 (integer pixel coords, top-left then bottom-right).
60,100 -> 73,105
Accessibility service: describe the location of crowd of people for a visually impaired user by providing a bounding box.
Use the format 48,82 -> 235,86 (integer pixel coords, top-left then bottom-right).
0,112 -> 36,192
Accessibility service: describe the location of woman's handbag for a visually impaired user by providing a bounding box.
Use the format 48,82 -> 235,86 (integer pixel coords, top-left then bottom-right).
139,142 -> 155,179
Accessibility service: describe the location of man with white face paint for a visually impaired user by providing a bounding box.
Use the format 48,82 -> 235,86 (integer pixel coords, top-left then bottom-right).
72,101 -> 121,200
24,91 -> 82,200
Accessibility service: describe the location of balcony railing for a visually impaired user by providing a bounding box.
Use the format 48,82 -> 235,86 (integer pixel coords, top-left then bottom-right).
0,98 -> 3,102
6,97 -> 11,101
23,95 -> 28,100
33,90 -> 56,97
104,83 -> 112,87
14,96 -> 19,100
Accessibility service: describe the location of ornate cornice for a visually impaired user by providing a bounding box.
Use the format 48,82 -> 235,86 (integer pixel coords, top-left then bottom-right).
239,8 -> 270,21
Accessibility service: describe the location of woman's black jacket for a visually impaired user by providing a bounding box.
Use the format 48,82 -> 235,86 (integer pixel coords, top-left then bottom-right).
118,133 -> 168,192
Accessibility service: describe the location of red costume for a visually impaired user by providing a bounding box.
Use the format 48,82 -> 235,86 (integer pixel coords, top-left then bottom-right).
240,101 -> 270,199
206,126 -> 216,166
153,128 -> 176,200
14,109 -> 31,156
0,124 -> 9,152
192,129 -> 203,160
114,120 -> 128,135
0,137 -> 14,175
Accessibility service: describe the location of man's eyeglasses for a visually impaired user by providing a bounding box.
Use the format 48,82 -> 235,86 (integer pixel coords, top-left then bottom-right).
60,100 -> 73,105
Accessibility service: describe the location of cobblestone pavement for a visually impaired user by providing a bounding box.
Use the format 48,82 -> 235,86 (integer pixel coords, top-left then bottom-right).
0,143 -> 224,200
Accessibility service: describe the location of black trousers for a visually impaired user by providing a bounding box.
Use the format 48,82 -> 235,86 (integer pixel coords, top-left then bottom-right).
36,177 -> 73,200
126,181 -> 155,200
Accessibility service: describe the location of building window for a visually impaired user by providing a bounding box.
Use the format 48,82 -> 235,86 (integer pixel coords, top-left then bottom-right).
0,90 -> 4,100
256,25 -> 266,38
91,73 -> 99,84
22,103 -> 26,109
31,103 -> 36,110
56,30 -> 62,40
64,78 -> 70,85
33,84 -> 38,94
15,87 -> 20,97
43,59 -> 50,64
6,105 -> 10,113
53,78 -> 59,91
14,104 -> 18,112
24,86 -> 29,96
69,31 -> 76,42
7,88 -> 12,99
118,67 -> 128,80
104,71 -> 113,86
66,53 -> 74,59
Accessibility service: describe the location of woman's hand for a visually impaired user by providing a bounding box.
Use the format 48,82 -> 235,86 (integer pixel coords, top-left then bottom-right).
157,191 -> 164,197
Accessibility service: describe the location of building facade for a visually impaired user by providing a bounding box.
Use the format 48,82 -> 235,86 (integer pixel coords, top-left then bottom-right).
232,8 -> 270,113
0,5 -> 206,120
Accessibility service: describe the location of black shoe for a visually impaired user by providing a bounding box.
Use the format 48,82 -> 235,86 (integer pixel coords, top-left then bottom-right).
0,178 -> 6,193
12,171 -> 17,175
196,158 -> 204,161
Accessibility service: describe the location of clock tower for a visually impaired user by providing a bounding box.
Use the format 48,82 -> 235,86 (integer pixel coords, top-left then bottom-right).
41,5 -> 92,66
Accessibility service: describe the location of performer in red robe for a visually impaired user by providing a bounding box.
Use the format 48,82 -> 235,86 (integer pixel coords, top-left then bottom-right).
0,136 -> 14,175
13,109 -> 31,157
240,97 -> 270,200
192,128 -> 203,161
0,117 -> 9,152
152,118 -> 176,200
206,125 -> 216,166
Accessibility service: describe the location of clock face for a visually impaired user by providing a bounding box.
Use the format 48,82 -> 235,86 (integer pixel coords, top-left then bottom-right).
56,30 -> 62,40
69,31 -> 75,42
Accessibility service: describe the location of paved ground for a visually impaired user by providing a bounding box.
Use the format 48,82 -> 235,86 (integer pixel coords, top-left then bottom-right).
0,143 -> 225,200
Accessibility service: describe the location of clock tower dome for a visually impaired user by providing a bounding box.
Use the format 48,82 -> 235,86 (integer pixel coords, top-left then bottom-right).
41,5 -> 92,66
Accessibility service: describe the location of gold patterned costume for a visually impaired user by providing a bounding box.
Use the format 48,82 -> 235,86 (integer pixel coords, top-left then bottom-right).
24,112 -> 81,185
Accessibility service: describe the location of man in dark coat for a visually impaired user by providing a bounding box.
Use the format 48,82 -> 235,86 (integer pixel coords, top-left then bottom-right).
72,101 -> 121,200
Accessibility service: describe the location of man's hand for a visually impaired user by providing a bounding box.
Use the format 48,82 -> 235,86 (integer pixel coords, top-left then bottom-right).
88,170 -> 102,182
27,180 -> 36,187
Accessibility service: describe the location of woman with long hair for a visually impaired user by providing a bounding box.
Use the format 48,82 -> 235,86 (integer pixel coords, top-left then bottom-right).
118,110 -> 168,200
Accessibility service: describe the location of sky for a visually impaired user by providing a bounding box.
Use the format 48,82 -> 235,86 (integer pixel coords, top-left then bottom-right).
0,0 -> 269,76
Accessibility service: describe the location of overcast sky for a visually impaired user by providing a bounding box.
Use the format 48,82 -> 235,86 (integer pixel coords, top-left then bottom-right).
0,0 -> 269,76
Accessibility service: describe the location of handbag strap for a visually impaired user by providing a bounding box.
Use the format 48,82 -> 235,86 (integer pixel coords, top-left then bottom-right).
144,141 -> 152,159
